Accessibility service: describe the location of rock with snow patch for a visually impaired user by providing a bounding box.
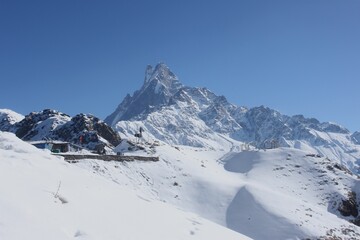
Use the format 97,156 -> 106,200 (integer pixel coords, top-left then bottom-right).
14,109 -> 70,140
54,113 -> 121,149
338,191 -> 359,218
1,109 -> 120,151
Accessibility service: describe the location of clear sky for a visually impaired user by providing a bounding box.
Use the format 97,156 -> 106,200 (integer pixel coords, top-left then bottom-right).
1,0 -> 359,131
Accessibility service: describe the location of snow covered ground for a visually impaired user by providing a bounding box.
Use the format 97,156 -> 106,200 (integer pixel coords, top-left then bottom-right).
0,131 -> 250,240
73,137 -> 360,239
223,149 -> 360,239
1,130 -> 360,239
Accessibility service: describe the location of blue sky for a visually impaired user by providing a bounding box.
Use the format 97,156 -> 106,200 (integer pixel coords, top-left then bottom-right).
0,0 -> 359,131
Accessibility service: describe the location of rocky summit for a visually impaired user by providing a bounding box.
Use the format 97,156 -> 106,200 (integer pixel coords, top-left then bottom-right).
105,63 -> 183,125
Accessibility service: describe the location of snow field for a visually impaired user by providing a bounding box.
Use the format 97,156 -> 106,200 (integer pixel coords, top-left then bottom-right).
75,141 -> 360,239
0,131 -> 250,240
2,129 -> 360,239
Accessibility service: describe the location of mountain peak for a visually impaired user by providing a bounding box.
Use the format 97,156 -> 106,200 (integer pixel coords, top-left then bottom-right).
142,63 -> 183,94
105,63 -> 184,124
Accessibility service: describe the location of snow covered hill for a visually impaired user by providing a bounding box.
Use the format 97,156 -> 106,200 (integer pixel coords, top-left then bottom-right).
106,63 -> 360,174
0,131 -> 250,240
71,137 -> 360,239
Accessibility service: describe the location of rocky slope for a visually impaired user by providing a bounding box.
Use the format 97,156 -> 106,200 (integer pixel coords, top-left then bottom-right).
0,109 -> 120,151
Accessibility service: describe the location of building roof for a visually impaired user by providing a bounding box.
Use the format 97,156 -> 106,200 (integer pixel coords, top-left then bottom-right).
28,140 -> 69,145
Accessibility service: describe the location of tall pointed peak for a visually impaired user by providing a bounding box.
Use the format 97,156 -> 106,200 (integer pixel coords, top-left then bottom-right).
142,62 -> 183,94
105,63 -> 184,124
144,63 -> 171,83
153,62 -> 170,71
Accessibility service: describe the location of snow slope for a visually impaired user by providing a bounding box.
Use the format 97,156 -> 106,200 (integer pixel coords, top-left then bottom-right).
72,139 -> 360,239
223,148 -> 360,239
0,131 -> 250,240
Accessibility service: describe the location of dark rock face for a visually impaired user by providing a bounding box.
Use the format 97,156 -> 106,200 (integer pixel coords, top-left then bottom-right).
94,121 -> 121,146
352,132 -> 360,145
1,109 -> 120,150
338,191 -> 359,218
14,109 -> 70,140
55,113 -> 121,148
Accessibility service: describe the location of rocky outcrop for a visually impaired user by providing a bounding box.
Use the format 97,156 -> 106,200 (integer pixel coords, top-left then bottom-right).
338,191 -> 358,218
54,113 -> 121,148
1,109 -> 120,151
13,109 -> 70,140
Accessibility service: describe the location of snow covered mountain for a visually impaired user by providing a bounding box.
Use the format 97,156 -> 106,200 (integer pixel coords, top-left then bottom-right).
106,63 -> 360,173
0,109 -> 120,151
105,63 -> 183,125
2,63 -> 360,239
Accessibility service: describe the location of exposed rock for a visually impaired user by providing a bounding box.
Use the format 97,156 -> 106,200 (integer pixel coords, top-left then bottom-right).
351,217 -> 360,227
54,113 -> 121,149
333,163 -> 353,176
352,131 -> 360,145
14,109 -> 70,140
338,191 -> 358,218
0,109 -> 120,151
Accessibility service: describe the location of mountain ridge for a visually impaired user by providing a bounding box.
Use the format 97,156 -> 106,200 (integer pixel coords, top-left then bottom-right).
106,63 -> 360,173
